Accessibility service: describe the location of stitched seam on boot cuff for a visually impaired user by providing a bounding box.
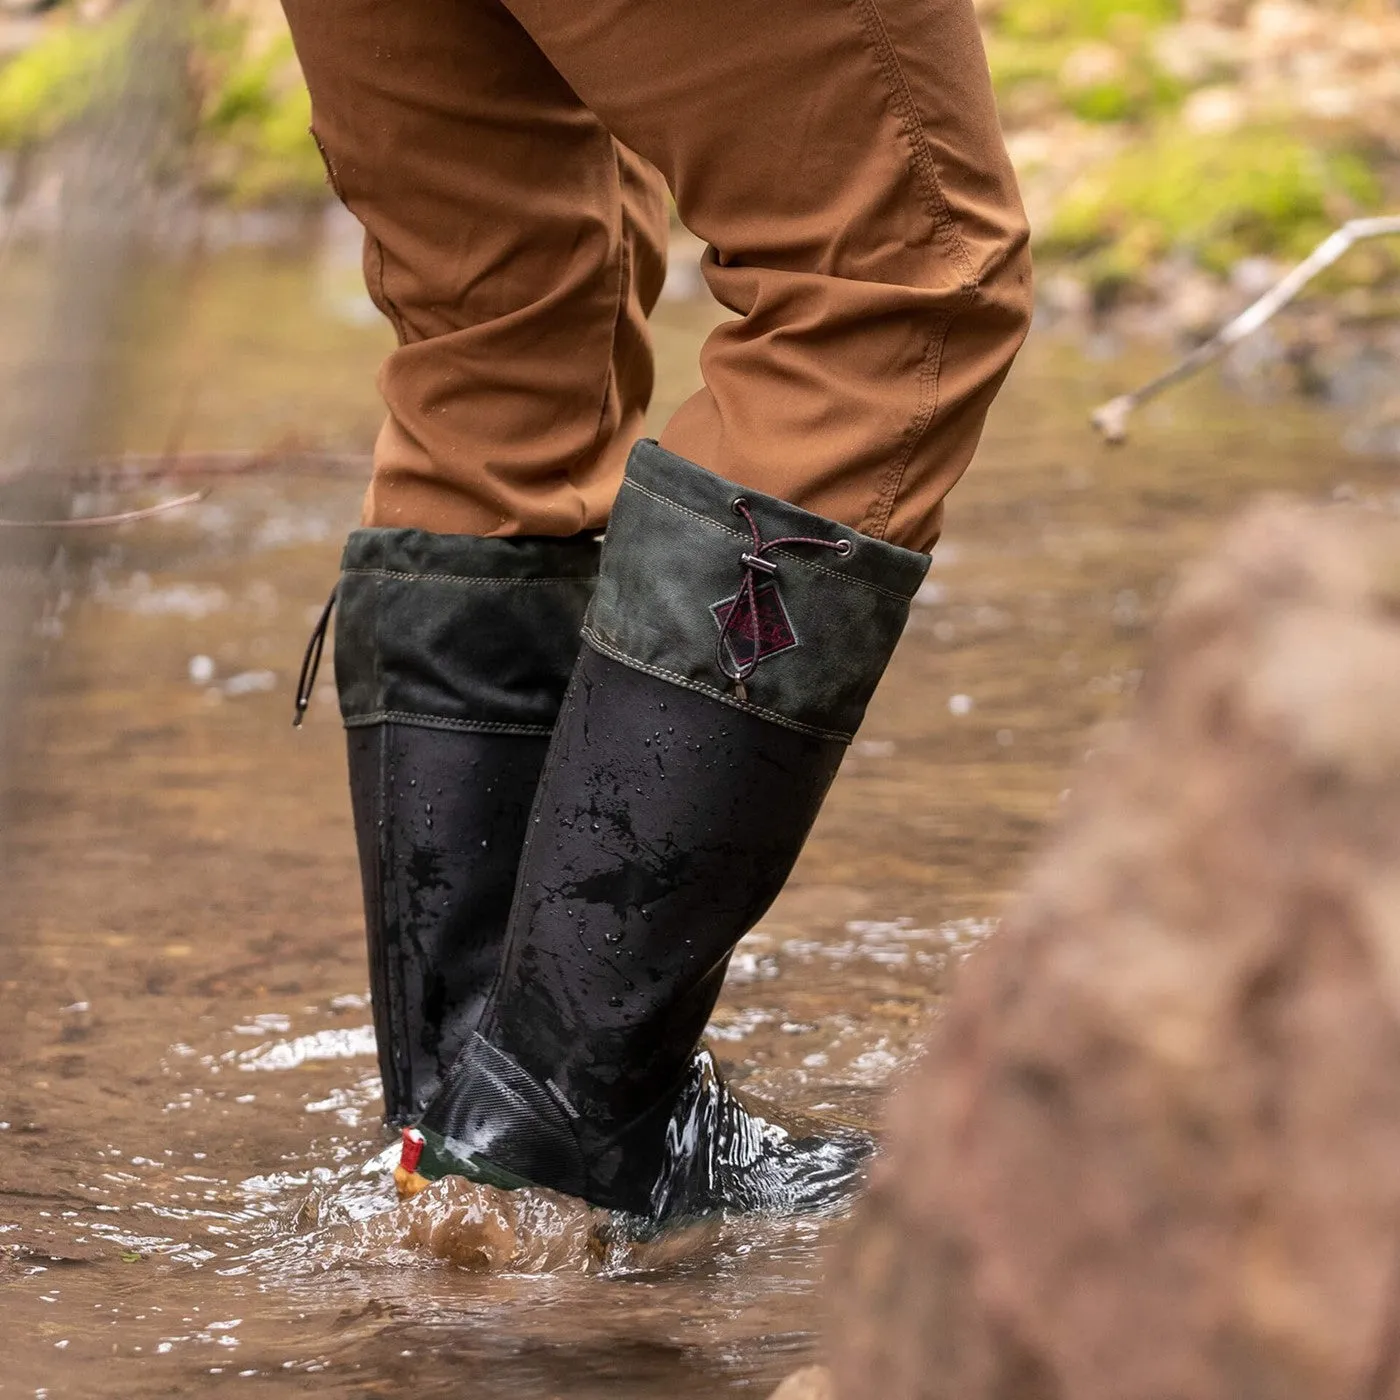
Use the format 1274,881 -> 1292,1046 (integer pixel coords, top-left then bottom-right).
582,629 -> 853,745
341,568 -> 595,588
620,480 -> 920,604
343,711 -> 556,737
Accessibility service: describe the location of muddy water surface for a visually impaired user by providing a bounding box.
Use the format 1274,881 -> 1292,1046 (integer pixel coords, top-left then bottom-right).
1,232 -> 1395,1397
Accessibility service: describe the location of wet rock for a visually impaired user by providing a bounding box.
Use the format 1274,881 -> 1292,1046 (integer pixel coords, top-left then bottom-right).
1058,42 -> 1128,94
1153,261 -> 1231,339
1151,21 -> 1245,87
345,1171 -> 726,1274
1180,85 -> 1248,134
1229,255 -> 1285,301
831,500 -> 1400,1400
768,1365 -> 835,1400
1183,0 -> 1254,25
350,1174 -> 603,1272
0,14 -> 43,59
1345,393 -> 1400,458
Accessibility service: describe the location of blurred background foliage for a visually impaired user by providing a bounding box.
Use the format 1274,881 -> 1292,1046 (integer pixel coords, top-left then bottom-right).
0,0 -> 321,205
981,0 -> 1399,298
0,0 -> 1396,304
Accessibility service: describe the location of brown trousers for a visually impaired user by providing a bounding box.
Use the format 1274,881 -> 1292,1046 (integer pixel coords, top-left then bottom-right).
281,0 -> 1032,553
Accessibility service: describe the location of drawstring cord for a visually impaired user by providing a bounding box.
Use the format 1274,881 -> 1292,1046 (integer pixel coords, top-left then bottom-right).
715,498 -> 851,701
293,584 -> 338,728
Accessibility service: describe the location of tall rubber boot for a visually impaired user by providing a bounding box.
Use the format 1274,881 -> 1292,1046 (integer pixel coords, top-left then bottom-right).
402,442 -> 930,1217
324,528 -> 600,1125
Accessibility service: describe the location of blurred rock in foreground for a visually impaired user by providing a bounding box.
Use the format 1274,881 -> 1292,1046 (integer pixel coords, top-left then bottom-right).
828,498 -> 1400,1400
768,1366 -> 834,1400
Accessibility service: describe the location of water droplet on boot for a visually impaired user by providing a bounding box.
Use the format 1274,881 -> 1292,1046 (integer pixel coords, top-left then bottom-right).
609,996 -> 623,1008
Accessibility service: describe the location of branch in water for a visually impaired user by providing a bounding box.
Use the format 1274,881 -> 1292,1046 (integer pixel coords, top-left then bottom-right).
0,489 -> 208,530
1090,215 -> 1400,444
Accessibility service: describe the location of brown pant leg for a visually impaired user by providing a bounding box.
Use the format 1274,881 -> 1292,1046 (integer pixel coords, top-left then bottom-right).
498,0 -> 1032,552
280,0 -> 669,537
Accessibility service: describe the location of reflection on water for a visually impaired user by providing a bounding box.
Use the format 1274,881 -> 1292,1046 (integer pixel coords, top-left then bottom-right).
0,228 -> 1396,1397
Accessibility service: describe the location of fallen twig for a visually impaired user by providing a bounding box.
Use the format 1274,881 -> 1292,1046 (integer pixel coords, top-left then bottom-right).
65,449 -> 369,487
0,489 -> 208,529
1090,215 -> 1400,444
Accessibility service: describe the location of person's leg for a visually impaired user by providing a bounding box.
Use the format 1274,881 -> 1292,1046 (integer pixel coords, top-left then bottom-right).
280,0 -> 668,1122
282,0 -> 669,539
499,0 -> 1031,552
407,0 -> 1031,1216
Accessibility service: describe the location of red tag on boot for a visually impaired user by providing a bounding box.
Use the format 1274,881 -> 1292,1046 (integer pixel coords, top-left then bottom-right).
400,1126 -> 425,1175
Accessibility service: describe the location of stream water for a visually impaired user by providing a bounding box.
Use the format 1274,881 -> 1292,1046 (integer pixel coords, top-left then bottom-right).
0,218 -> 1395,1398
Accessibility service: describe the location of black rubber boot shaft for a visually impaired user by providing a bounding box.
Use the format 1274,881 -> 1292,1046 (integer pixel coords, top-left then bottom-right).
416,442 -> 931,1217
421,647 -> 847,1209
333,527 -> 600,1124
347,724 -> 550,1124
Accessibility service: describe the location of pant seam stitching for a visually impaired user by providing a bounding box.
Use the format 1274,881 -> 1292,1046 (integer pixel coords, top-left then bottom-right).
847,0 -> 979,537
848,0 -> 978,288
309,125 -> 409,346
859,306 -> 958,539
584,143 -> 631,476
371,234 -> 410,346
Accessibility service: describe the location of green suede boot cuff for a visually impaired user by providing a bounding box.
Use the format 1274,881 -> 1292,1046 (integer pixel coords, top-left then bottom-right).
582,441 -> 930,743
334,528 -> 601,736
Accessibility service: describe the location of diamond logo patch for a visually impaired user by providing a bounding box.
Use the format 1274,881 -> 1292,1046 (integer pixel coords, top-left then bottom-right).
711,578 -> 800,669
